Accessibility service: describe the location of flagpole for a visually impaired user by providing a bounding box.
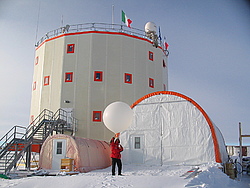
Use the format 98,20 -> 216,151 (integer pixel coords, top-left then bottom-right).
35,0 -> 41,46
61,15 -> 64,27
112,5 -> 114,29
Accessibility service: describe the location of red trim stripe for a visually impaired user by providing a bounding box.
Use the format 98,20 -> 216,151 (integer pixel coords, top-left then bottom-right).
130,91 -> 222,163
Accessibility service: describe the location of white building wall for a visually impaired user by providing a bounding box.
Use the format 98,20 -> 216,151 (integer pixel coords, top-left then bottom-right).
30,31 -> 168,141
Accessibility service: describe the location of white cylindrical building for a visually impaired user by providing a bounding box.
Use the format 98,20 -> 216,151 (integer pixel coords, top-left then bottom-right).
30,23 -> 168,141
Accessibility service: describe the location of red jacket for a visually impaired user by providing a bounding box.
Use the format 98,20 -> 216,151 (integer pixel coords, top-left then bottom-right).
110,137 -> 123,159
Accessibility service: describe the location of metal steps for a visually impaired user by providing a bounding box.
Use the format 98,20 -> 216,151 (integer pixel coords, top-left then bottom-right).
0,109 -> 77,175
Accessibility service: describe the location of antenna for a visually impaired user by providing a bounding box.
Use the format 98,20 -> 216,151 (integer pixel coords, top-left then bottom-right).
61,15 -> 64,27
35,1 -> 41,46
112,5 -> 114,28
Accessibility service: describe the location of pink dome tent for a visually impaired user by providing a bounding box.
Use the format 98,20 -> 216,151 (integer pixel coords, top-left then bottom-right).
39,134 -> 111,172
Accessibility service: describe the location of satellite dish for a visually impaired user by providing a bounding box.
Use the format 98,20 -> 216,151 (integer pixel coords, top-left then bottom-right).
145,22 -> 157,34
145,22 -> 158,47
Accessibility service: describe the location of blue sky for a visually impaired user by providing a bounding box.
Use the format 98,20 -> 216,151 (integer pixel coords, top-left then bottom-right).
0,0 -> 250,145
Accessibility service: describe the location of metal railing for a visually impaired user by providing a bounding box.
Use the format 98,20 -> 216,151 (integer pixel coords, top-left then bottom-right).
53,109 -> 77,134
26,109 -> 53,140
0,126 -> 26,156
35,23 -> 146,47
0,108 -> 77,174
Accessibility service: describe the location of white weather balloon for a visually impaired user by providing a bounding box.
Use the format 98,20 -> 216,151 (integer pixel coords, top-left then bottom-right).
103,101 -> 133,133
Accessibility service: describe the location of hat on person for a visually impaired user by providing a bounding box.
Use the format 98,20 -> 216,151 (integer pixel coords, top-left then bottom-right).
115,138 -> 120,143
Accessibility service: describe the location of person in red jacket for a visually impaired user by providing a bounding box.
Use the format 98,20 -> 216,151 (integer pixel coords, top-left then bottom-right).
110,136 -> 123,176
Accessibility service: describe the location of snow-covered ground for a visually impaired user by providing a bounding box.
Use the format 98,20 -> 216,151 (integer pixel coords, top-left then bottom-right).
0,164 -> 249,188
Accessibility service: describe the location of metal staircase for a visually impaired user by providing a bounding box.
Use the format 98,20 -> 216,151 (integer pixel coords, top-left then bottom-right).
0,109 -> 77,175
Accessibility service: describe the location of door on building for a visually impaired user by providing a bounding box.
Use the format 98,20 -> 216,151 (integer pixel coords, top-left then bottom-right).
62,108 -> 73,126
130,135 -> 144,164
52,139 -> 66,170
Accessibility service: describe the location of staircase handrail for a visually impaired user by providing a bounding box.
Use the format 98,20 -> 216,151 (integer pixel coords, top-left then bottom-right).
0,125 -> 26,153
0,108 -> 78,174
53,109 -> 67,122
54,109 -> 77,134
4,137 -> 35,174
0,109 -> 54,174
24,109 -> 53,141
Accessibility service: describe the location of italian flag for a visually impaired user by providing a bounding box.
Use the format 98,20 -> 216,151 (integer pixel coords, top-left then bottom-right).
122,10 -> 132,28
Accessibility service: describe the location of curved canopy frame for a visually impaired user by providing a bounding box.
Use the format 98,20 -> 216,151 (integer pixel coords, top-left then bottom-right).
131,91 -> 222,163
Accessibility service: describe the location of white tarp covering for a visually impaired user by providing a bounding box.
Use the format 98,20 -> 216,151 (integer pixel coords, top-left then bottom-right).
120,91 -> 228,165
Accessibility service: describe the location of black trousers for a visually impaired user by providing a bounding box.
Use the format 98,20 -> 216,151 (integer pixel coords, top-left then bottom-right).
111,158 -> 122,175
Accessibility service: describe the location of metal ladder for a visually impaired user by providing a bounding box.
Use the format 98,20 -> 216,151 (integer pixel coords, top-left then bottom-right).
0,109 -> 77,175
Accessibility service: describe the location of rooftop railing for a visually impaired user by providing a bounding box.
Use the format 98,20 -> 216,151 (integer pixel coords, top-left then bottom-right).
35,23 -> 147,47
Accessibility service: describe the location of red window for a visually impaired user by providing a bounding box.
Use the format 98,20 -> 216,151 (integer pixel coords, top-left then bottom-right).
35,56 -> 39,65
65,72 -> 73,82
94,71 -> 103,82
33,81 -> 36,90
149,51 -> 154,61
149,78 -> 154,88
93,111 -> 102,122
124,73 -> 132,84
44,76 -> 50,86
67,44 -> 75,53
